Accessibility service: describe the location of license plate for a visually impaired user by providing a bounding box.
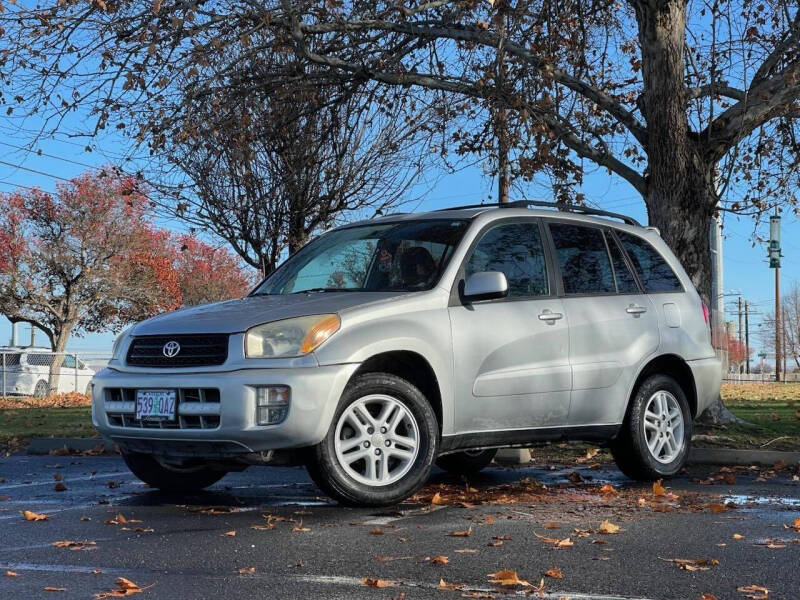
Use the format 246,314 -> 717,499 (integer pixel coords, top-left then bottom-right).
135,389 -> 176,421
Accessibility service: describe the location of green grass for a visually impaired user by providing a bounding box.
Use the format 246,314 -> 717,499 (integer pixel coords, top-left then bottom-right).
0,406 -> 97,443
695,401 -> 800,451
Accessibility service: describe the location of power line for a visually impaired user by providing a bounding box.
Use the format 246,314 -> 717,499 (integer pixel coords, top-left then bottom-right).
0,159 -> 72,182
0,141 -> 102,172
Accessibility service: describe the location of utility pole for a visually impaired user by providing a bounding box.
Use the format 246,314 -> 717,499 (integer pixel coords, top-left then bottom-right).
745,300 -> 751,374
769,214 -> 782,382
738,296 -> 744,373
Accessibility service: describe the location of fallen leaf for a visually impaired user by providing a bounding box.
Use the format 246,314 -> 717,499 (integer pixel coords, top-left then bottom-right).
22,510 -> 49,521
585,448 -> 600,460
709,503 -> 728,514
6,571 -> 19,577
44,587 -> 67,592
653,480 -> 666,497
544,567 -> 563,579
429,555 -> 449,565
662,558 -> 719,571
733,533 -> 745,540
598,520 -> 620,534
431,492 -> 446,505
52,540 -> 97,551
438,578 -> 466,590
370,528 -> 384,535
360,577 -> 395,588
487,540 -> 503,547
222,530 -> 236,537
94,576 -> 149,598
372,555 -> 412,562
785,517 -> 800,533
291,520 -> 310,532
737,584 -> 769,599
53,482 -> 67,492
701,594 -> 719,600
449,525 -> 472,537
599,484 -> 618,495
455,548 -> 478,554
236,567 -> 255,575
487,568 -> 530,587
534,532 -> 573,547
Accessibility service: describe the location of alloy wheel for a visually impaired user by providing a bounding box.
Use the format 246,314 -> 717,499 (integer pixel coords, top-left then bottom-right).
642,390 -> 685,464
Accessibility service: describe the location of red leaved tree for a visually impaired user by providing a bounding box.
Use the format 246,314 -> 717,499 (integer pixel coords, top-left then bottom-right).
0,171 -> 181,392
173,234 -> 256,307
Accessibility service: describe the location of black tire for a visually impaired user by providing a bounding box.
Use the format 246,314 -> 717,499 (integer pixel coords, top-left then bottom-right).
306,373 -> 439,507
33,380 -> 48,398
436,449 -> 497,476
122,451 -> 226,492
611,374 -> 692,481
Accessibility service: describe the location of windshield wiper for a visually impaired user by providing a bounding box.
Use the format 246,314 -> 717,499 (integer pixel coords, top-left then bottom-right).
291,287 -> 360,294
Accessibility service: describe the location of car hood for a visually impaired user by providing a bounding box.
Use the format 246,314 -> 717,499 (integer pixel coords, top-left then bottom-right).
130,292 -> 405,336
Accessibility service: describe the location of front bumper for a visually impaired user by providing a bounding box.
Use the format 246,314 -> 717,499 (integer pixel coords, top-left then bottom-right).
91,363 -> 359,458
687,356 -> 723,416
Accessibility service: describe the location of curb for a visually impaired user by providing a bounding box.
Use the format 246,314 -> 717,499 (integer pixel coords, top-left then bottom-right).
687,447 -> 800,467
27,437 -> 117,456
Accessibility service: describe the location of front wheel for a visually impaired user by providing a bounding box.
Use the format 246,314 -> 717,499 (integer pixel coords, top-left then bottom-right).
610,374 -> 692,481
34,380 -> 49,398
122,452 -> 227,492
306,373 -> 439,507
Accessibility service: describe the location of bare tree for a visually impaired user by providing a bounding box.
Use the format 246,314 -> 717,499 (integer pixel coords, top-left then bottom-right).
163,84 -> 430,275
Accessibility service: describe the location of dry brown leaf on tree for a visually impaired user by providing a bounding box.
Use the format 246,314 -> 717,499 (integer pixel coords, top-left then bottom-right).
360,577 -> 395,588
22,510 -> 50,521
487,569 -> 531,587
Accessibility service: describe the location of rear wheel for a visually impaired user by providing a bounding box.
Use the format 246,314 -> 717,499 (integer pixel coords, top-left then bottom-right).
306,373 -> 438,507
33,380 -> 48,398
611,374 -> 691,481
122,451 -> 227,492
436,449 -> 497,476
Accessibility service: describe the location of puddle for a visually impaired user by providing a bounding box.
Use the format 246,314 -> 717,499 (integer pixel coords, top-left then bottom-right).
721,494 -> 800,509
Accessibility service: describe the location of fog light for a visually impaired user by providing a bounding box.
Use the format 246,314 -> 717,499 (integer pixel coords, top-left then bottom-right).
254,385 -> 290,425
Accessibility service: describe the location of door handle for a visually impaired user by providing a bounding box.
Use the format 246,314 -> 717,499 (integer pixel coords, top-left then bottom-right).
626,304 -> 647,315
538,310 -> 563,322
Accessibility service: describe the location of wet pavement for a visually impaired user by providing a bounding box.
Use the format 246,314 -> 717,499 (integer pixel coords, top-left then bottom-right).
0,453 -> 798,599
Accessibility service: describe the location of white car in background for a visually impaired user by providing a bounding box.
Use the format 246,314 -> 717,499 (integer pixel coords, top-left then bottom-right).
0,347 -> 96,397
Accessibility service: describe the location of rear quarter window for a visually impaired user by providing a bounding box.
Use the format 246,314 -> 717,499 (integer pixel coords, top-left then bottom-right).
616,231 -> 683,293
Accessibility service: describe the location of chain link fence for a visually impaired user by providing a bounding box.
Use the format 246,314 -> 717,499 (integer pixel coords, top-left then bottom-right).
0,350 -> 112,399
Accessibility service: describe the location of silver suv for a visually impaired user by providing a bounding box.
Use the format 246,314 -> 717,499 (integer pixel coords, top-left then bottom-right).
92,202 -> 721,506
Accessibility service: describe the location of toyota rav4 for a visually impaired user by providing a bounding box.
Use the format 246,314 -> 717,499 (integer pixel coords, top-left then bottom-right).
91,201 -> 722,506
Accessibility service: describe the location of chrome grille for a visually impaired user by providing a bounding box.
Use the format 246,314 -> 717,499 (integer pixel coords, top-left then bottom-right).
104,388 -> 221,430
125,334 -> 229,367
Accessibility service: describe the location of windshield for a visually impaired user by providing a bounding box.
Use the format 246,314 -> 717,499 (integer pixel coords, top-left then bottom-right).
253,220 -> 469,295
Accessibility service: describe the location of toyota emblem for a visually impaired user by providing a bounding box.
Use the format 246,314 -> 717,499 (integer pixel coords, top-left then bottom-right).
162,341 -> 181,358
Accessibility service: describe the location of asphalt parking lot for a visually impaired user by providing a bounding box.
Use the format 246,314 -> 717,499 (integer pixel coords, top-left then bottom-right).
0,452 -> 798,600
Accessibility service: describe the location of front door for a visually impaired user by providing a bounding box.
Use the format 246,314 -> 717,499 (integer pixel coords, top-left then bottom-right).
546,221 -> 659,427
448,219 -> 571,433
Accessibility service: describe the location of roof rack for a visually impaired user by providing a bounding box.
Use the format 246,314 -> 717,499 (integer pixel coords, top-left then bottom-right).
433,200 -> 640,227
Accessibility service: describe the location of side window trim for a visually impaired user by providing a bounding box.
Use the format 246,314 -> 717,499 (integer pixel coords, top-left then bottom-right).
545,219 -> 619,298
612,229 -> 685,294
605,228 -> 645,295
448,217 -> 556,306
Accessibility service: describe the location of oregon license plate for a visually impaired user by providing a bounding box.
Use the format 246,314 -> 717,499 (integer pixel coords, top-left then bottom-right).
135,389 -> 176,421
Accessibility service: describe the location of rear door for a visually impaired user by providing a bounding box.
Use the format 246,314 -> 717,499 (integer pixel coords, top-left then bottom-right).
546,221 -> 659,427
448,218 -> 571,433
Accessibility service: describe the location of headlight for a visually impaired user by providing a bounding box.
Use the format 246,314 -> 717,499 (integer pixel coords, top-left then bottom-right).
110,327 -> 132,361
245,314 -> 341,358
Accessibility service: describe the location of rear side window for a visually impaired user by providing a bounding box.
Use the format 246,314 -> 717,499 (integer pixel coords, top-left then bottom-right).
616,232 -> 683,293
25,353 -> 53,367
465,222 -> 549,298
549,223 -> 615,294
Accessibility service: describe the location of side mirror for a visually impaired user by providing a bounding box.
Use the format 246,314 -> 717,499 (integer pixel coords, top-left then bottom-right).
462,271 -> 508,302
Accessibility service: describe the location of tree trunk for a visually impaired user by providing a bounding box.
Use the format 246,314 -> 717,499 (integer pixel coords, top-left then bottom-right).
47,323 -> 74,396
633,0 -> 739,425
287,205 -> 308,255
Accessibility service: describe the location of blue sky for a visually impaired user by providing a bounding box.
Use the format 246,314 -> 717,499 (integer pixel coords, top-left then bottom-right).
0,123 -> 792,357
